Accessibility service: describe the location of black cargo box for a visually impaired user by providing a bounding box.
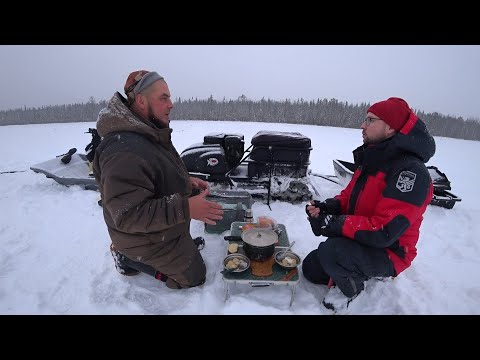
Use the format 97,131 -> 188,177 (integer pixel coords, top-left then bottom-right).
251,131 -> 311,148
249,131 -> 312,164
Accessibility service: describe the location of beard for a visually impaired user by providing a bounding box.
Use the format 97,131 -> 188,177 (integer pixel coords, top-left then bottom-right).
362,132 -> 370,145
146,104 -> 168,129
363,132 -> 387,145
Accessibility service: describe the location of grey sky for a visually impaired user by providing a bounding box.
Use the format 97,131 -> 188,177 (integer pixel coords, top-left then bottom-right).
2,45 -> 479,119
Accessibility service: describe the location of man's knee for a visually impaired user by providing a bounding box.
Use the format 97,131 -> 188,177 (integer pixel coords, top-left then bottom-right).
317,237 -> 354,265
166,276 -> 205,289
166,254 -> 206,289
317,237 -> 339,265
302,250 -> 318,283
302,249 -> 329,285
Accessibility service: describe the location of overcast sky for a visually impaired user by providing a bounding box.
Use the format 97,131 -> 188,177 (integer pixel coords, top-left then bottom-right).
2,45 -> 479,119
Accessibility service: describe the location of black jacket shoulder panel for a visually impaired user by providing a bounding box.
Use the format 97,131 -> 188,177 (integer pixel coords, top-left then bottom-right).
383,157 -> 431,206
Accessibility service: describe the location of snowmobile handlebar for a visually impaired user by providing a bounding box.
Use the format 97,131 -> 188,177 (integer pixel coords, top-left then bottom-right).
57,148 -> 77,158
57,148 -> 77,164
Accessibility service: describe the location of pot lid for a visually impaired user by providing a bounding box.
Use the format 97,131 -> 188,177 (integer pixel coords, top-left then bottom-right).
241,228 -> 278,247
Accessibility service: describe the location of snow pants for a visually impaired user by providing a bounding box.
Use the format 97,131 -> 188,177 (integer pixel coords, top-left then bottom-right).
302,237 -> 395,298
119,233 -> 206,290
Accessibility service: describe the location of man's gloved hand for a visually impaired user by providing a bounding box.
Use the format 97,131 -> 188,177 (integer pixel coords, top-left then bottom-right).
319,215 -> 345,237
305,200 -> 328,218
308,213 -> 345,237
306,199 -> 344,237
308,213 -> 332,236
306,200 -> 329,236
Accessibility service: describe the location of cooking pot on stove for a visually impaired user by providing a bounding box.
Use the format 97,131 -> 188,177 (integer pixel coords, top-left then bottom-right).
241,228 -> 278,261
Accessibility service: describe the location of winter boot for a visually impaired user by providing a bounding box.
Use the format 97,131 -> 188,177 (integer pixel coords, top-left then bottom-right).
321,286 -> 359,313
193,236 -> 205,250
110,244 -> 140,276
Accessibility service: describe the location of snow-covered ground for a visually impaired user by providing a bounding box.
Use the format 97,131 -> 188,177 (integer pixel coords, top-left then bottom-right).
1,120 -> 479,314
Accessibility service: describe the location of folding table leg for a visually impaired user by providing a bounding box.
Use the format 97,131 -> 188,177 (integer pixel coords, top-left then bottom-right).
289,285 -> 297,307
224,282 -> 230,302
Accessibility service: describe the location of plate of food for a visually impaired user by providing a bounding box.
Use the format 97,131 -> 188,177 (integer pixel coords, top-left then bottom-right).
274,250 -> 301,269
223,253 -> 250,273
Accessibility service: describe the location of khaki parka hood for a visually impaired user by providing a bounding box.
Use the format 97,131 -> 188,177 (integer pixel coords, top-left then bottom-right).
97,91 -> 172,146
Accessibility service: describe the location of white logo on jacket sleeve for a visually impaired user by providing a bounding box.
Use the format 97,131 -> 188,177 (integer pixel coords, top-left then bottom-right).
396,171 -> 417,192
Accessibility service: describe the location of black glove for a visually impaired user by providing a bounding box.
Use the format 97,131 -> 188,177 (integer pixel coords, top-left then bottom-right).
305,200 -> 328,217
308,213 -> 333,236
318,215 -> 345,238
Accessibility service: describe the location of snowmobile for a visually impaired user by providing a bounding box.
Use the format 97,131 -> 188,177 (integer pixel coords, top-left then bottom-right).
180,130 -> 317,204
30,127 -> 461,210
181,130 -> 462,209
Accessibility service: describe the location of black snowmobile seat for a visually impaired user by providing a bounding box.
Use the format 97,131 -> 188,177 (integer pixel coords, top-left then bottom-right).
203,133 -> 244,146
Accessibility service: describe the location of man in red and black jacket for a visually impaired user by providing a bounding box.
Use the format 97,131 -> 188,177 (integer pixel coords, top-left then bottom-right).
303,97 -> 436,308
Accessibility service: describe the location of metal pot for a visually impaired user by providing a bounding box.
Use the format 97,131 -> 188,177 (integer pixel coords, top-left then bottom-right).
241,228 -> 278,262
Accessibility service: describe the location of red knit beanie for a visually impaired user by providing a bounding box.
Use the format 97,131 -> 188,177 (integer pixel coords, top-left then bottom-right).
367,97 -> 411,132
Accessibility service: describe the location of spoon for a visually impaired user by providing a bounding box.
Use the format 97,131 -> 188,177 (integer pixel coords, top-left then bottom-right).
278,241 -> 296,260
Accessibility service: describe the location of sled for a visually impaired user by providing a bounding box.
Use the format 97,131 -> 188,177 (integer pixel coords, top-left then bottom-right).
30,128 -> 100,191
30,152 -> 98,191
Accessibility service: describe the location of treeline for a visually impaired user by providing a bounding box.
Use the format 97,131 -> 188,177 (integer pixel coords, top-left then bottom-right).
1,95 -> 479,141
0,97 -> 108,126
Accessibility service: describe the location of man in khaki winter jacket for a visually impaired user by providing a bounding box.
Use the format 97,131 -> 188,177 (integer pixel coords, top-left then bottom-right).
93,70 -> 223,289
